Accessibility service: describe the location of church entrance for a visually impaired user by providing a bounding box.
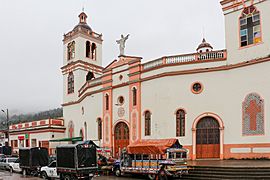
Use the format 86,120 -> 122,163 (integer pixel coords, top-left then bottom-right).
114,122 -> 129,158
196,117 -> 220,159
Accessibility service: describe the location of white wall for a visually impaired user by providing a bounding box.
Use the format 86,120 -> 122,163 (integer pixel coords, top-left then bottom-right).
141,60 -> 270,146
63,92 -> 103,141
224,0 -> 270,64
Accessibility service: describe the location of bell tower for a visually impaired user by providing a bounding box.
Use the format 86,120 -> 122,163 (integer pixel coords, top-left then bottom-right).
61,12 -> 103,104
220,0 -> 270,64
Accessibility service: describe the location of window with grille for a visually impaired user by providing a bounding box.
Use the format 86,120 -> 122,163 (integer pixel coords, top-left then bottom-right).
97,118 -> 102,140
67,72 -> 74,94
145,111 -> 151,136
240,5 -> 261,47
176,110 -> 185,137
105,94 -> 109,110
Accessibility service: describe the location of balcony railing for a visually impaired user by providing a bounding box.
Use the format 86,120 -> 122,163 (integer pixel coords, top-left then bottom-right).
142,50 -> 226,70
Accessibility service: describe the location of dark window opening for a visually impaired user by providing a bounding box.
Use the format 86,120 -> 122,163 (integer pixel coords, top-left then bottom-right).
67,41 -> 75,60
132,87 -> 137,106
118,96 -> 124,105
91,43 -> 97,60
86,71 -> 94,81
86,41 -> 91,58
105,94 -> 109,110
193,83 -> 202,93
98,118 -> 102,140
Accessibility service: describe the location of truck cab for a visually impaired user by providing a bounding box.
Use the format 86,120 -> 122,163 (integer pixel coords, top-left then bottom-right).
40,160 -> 59,179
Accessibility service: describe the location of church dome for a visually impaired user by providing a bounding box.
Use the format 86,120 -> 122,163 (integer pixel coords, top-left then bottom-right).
196,38 -> 213,53
73,12 -> 93,32
73,23 -> 92,31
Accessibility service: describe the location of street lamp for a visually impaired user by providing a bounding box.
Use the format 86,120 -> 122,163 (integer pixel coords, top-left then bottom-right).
1,109 -> 9,146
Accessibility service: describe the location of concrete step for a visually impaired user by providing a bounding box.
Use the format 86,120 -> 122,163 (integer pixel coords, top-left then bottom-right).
183,165 -> 270,179
189,170 -> 270,176
182,173 -> 270,179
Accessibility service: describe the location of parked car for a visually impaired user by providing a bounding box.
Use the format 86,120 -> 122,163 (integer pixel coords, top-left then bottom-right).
0,157 -> 17,170
8,158 -> 22,173
40,160 -> 59,179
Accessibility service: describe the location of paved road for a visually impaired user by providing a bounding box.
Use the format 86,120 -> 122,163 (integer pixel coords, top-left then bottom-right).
0,170 -> 144,180
0,170 -> 39,180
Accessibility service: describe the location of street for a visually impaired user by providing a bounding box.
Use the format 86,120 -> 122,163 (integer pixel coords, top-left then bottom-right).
0,170 -> 144,180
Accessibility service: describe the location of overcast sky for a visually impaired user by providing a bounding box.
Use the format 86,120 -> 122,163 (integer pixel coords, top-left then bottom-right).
0,0 -> 225,115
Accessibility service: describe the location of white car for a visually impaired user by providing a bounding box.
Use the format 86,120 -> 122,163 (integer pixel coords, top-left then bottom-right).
40,161 -> 59,179
9,158 -> 22,173
0,157 -> 17,170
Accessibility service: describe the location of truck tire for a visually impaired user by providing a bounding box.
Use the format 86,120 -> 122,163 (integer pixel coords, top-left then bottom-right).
63,174 -> 76,180
158,170 -> 168,180
40,171 -> 49,179
22,169 -> 27,176
115,168 -> 121,177
148,174 -> 156,180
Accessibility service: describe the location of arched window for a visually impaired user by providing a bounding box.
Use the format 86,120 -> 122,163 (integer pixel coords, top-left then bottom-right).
97,118 -> 102,140
86,41 -> 91,58
242,93 -> 264,135
67,72 -> 74,94
132,87 -> 137,106
145,111 -> 151,136
86,71 -> 94,81
91,43 -> 97,60
105,94 -> 109,110
67,41 -> 75,60
240,5 -> 261,47
176,109 -> 185,137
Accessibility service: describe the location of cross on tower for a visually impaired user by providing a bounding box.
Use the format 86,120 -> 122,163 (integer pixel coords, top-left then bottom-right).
246,100 -> 261,131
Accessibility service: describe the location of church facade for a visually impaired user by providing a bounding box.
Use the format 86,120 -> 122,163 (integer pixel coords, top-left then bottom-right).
61,0 -> 270,160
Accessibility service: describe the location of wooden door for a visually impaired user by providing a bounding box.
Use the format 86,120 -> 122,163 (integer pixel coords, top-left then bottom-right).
114,122 -> 129,158
196,117 -> 220,159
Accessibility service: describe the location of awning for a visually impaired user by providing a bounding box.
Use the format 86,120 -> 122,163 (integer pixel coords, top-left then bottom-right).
127,139 -> 182,155
49,137 -> 83,142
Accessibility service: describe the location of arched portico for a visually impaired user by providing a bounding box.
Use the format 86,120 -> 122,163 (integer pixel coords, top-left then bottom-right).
192,113 -> 224,160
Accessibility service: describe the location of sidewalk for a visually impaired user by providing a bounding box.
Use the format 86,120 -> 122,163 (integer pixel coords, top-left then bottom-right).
188,160 -> 270,168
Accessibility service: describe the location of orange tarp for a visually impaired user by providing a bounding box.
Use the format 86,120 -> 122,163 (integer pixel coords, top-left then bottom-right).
127,139 -> 180,155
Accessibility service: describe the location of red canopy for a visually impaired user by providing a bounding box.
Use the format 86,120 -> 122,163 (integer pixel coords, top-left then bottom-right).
127,139 -> 180,155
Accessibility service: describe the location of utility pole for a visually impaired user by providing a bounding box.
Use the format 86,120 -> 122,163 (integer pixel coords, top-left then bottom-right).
1,109 -> 9,146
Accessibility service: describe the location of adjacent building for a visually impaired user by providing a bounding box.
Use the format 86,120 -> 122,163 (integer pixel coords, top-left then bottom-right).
9,119 -> 65,155
61,0 -> 270,160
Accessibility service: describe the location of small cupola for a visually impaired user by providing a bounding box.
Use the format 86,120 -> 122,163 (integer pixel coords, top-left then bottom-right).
73,12 -> 92,32
196,38 -> 213,53
79,12 -> 87,24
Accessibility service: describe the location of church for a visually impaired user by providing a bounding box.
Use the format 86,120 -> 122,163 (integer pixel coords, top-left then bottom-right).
61,0 -> 270,160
